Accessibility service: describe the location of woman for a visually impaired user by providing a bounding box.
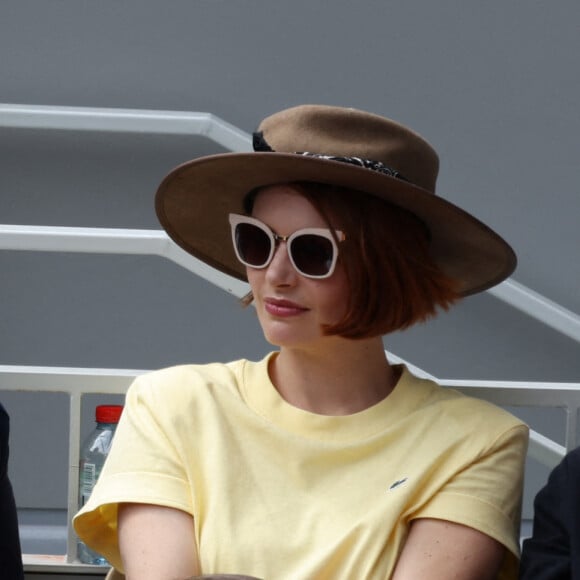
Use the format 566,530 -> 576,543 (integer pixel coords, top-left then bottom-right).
74,105 -> 528,579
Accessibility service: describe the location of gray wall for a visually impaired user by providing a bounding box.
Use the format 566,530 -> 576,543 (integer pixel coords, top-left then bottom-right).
1,0 -> 579,544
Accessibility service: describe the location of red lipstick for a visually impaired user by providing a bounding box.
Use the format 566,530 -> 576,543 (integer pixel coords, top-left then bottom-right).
264,297 -> 308,317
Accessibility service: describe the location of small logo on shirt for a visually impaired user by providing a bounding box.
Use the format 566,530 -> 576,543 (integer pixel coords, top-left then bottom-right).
388,477 -> 408,491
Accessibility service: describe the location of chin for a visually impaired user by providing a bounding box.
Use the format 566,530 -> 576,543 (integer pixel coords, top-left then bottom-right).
257,313 -> 329,349
263,330 -> 326,350
260,323 -> 305,345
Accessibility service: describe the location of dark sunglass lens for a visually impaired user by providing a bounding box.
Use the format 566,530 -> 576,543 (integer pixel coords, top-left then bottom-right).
235,223 -> 271,267
291,235 -> 334,276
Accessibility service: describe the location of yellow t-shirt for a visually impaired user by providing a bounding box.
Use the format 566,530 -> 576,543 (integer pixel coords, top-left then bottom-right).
74,353 -> 528,579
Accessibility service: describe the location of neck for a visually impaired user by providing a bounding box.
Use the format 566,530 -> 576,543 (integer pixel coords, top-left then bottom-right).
270,337 -> 399,415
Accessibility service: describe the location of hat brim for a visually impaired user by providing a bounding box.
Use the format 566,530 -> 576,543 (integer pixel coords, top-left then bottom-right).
155,152 -> 516,296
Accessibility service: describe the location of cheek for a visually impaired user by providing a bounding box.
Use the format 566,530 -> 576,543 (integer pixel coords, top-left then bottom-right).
318,270 -> 350,321
245,267 -> 261,290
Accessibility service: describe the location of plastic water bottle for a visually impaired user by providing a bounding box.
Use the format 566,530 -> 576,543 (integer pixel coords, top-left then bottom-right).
77,404 -> 123,565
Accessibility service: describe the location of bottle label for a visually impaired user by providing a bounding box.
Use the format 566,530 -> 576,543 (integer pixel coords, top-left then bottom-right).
80,462 -> 97,507
77,421 -> 119,565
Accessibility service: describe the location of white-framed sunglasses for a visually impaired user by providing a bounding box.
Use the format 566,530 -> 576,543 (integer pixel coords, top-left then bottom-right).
228,213 -> 346,279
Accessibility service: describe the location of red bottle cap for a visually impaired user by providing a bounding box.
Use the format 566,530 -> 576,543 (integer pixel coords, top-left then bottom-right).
95,405 -> 123,424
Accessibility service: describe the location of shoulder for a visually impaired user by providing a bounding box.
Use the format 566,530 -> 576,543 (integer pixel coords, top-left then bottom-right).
125,355 -> 272,413
125,358 -> 249,409
138,358 -> 246,388
405,368 -> 525,427
402,368 -> 528,447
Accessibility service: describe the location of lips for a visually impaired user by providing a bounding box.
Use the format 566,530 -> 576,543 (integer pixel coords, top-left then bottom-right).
263,297 -> 308,317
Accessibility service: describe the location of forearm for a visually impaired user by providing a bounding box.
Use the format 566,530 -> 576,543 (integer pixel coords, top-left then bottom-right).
392,518 -> 503,580
118,503 -> 200,580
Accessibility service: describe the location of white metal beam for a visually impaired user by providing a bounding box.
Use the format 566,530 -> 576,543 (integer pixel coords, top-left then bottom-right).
0,224 -> 249,297
489,278 -> 580,343
0,103 -> 252,152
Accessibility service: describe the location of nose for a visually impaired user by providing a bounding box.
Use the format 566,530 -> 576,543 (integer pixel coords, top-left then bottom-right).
265,240 -> 296,286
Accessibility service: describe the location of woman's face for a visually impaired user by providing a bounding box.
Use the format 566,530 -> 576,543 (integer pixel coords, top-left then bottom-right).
246,185 -> 350,351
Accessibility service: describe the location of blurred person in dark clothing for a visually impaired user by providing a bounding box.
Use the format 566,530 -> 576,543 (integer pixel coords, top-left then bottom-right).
520,446 -> 580,579
0,402 -> 24,579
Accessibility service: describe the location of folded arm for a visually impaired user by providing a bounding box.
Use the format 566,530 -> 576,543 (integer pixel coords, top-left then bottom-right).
392,518 -> 504,580
118,503 -> 200,580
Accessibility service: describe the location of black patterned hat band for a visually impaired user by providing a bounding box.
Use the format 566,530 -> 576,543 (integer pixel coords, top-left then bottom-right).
252,131 -> 410,183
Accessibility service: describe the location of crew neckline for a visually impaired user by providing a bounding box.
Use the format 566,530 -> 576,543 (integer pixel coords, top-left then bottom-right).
241,352 -> 433,443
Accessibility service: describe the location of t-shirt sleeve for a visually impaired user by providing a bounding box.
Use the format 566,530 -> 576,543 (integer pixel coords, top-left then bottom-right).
73,372 -> 193,571
412,423 -> 529,579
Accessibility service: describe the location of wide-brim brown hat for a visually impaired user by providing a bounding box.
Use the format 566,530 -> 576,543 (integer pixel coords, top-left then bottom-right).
155,104 -> 516,296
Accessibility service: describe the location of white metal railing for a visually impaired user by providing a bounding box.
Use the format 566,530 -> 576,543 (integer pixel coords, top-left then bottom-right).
488,279 -> 580,344
0,103 -> 252,151
1,367 -> 135,572
2,102 -> 579,572
0,224 -> 249,298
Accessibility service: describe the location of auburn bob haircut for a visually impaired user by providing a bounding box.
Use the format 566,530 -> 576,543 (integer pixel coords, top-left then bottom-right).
243,182 -> 461,339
